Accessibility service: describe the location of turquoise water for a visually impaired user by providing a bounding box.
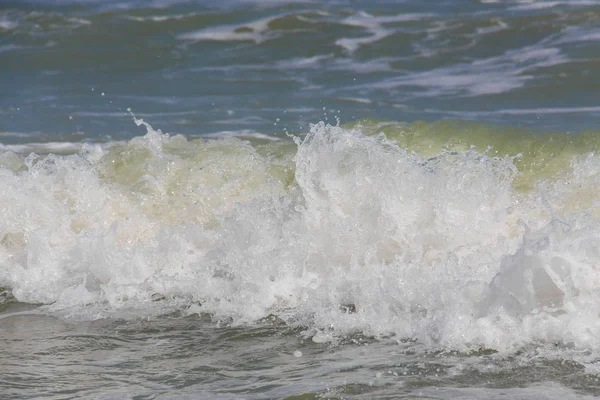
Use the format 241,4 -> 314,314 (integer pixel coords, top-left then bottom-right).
3,1 -> 600,399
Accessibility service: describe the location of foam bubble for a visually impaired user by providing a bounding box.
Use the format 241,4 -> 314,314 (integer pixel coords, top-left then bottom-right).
3,120 -> 600,355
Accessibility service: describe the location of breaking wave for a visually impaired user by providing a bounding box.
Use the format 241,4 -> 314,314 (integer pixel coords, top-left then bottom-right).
2,118 -> 600,354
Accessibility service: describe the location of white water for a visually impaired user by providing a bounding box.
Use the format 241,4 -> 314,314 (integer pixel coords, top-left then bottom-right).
2,120 -> 600,356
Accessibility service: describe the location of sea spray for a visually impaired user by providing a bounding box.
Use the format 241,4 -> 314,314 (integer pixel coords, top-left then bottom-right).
2,120 -> 600,353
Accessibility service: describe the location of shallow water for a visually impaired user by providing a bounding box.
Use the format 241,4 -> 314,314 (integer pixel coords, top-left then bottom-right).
3,0 -> 600,398
3,308 -> 600,399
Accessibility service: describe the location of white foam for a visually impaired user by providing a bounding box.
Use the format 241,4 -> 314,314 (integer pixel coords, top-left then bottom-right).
428,106 -> 600,117
126,12 -> 201,22
335,12 -> 435,53
3,121 -> 600,356
557,27 -> 600,45
0,44 -> 21,54
363,42 -> 566,96
366,64 -> 526,97
335,29 -> 391,53
474,19 -> 508,36
179,15 -> 276,43
203,129 -> 282,141
511,0 -> 599,11
0,131 -> 37,138
498,106 -> 600,115
66,17 -> 91,26
275,55 -> 332,69
340,11 -> 436,29
0,19 -> 18,31
337,97 -> 373,104
0,142 -> 109,155
223,0 -> 318,8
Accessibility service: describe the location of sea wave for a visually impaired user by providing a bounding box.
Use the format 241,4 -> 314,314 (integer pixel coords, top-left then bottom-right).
2,119 -> 600,354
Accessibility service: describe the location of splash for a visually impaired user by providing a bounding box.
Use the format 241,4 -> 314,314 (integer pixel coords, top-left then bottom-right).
2,119 -> 600,353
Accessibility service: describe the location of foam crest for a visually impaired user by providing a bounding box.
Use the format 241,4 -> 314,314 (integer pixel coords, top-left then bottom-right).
3,121 -> 600,354
179,15 -> 278,43
363,41 -> 567,96
336,12 -> 434,53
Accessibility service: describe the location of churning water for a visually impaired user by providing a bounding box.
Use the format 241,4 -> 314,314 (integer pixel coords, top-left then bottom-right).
2,0 -> 600,398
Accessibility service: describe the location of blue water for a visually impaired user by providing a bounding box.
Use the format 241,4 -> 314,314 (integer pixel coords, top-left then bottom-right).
2,0 -> 600,145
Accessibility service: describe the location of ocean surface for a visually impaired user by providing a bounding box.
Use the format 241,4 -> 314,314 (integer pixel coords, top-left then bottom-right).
2,0 -> 600,398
